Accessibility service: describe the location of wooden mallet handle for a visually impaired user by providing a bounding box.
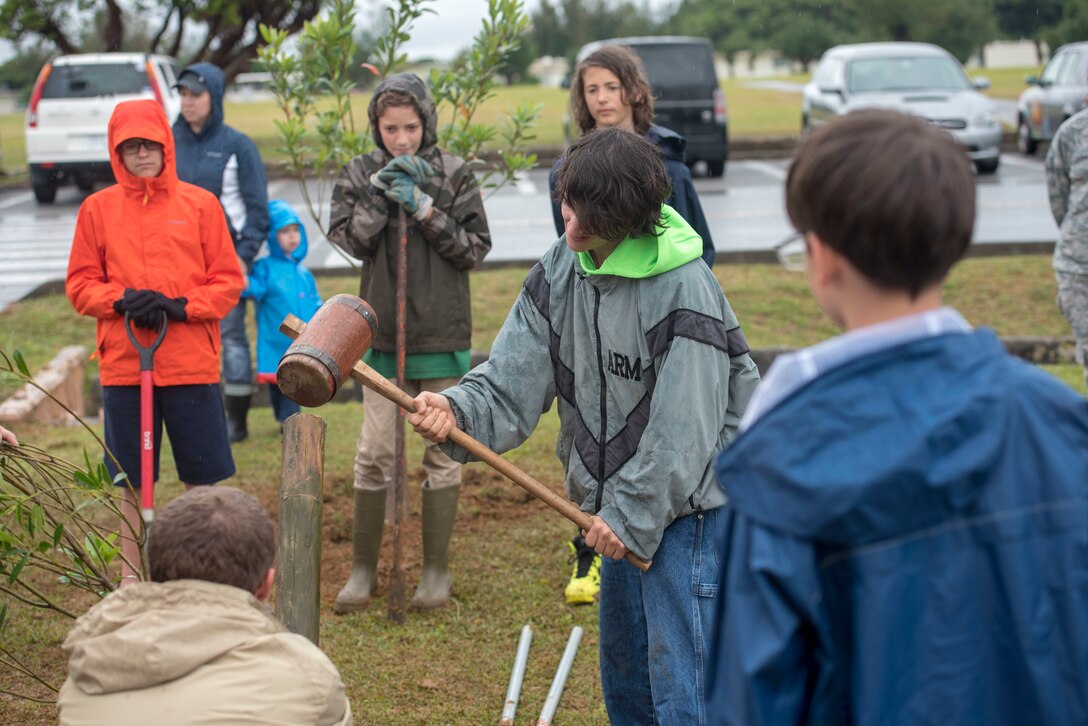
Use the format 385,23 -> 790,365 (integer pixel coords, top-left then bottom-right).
280,315 -> 651,572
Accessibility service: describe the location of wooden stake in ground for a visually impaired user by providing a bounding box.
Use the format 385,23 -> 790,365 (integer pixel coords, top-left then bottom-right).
387,207 -> 409,624
276,413 -> 326,644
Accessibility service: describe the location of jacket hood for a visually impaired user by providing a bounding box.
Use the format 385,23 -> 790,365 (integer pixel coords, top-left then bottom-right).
715,330 -> 1080,546
368,72 -> 438,155
577,204 -> 702,278
267,199 -> 308,262
646,124 -> 687,163
108,99 -> 177,200
62,580 -> 280,695
175,62 -> 225,139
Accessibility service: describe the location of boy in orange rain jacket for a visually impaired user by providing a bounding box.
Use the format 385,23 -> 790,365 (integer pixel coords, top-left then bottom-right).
66,99 -> 243,583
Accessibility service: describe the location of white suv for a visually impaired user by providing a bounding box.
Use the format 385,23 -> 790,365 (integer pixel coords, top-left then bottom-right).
25,53 -> 182,203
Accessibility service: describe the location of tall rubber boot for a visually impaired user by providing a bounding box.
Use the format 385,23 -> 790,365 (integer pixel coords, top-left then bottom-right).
334,488 -> 387,614
410,484 -> 460,610
224,393 -> 251,443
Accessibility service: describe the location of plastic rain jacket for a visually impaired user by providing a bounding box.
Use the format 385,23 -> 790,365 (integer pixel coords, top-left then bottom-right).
441,207 -> 760,560
707,330 -> 1088,726
244,200 -> 321,376
57,579 -> 352,726
65,99 -> 243,387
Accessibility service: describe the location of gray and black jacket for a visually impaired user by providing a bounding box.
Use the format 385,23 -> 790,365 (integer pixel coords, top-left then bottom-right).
328,73 -> 491,353
441,207 -> 760,560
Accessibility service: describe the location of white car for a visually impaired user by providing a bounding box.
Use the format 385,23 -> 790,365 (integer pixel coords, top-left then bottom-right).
25,53 -> 182,203
803,42 -> 1003,174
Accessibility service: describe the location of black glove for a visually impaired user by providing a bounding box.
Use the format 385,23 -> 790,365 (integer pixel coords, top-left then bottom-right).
113,288 -> 157,316
129,291 -> 188,329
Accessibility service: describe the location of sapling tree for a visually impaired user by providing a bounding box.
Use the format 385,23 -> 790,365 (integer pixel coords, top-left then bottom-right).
258,0 -> 541,264
0,350 -> 140,702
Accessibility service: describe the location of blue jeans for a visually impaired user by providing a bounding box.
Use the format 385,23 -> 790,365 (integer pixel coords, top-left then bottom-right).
599,509 -> 721,725
221,299 -> 252,393
268,383 -> 300,424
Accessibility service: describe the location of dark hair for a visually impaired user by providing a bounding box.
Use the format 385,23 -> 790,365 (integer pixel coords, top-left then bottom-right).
374,89 -> 421,121
570,45 -> 655,135
786,109 -> 975,297
149,487 -> 275,594
554,127 -> 671,242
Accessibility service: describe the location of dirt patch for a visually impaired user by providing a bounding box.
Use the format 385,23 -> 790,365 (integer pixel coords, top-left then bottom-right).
271,464 -> 560,605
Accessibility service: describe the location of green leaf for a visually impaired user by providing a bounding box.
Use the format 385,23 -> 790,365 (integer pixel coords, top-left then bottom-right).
12,350 -> 29,377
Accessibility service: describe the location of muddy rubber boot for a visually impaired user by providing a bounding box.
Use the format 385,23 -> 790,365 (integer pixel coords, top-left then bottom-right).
224,393 -> 251,443
410,484 -> 460,610
334,488 -> 386,614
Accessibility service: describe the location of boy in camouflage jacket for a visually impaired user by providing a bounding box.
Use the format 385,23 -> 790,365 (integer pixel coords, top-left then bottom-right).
328,73 -> 491,613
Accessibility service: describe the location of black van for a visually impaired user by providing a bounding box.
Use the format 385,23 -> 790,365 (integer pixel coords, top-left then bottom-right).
571,36 -> 729,177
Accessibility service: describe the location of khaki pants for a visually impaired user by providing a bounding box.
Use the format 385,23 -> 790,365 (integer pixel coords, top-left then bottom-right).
354,376 -> 462,492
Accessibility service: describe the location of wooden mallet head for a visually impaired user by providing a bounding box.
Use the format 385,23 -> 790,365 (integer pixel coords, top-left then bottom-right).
277,294 -> 378,407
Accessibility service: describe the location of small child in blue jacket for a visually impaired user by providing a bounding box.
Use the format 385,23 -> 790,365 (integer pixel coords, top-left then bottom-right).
244,199 -> 322,424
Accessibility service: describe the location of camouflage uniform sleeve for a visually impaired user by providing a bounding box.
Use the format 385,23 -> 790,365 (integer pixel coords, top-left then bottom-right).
417,156 -> 492,271
1045,122 -> 1072,226
328,156 -> 389,260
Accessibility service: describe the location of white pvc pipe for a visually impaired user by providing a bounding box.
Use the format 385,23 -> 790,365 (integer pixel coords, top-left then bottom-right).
536,626 -> 583,726
501,624 -> 533,725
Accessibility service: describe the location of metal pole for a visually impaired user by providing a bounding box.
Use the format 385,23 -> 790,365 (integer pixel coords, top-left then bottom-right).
537,626 -> 583,726
500,625 -> 533,725
276,413 -> 327,644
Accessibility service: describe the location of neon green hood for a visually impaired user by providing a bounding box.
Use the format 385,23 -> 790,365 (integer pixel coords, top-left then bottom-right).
577,205 -> 703,279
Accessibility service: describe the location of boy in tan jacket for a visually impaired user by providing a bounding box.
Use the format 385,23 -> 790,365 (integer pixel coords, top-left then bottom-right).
58,487 -> 352,725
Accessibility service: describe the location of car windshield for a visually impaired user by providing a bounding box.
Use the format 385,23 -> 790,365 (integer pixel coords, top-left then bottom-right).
631,44 -> 716,88
42,63 -> 151,99
846,56 -> 971,93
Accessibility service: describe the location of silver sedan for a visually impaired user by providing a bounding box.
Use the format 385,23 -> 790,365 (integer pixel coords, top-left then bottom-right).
803,42 -> 1003,174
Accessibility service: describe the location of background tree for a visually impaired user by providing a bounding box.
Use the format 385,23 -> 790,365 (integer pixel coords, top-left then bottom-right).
845,0 -> 996,63
1046,0 -> 1088,51
529,0 -> 657,61
994,0 -> 1063,62
0,0 -> 324,82
259,0 -> 540,253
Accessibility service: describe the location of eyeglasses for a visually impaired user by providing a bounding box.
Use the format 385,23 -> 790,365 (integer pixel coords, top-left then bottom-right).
118,139 -> 164,156
774,231 -> 808,272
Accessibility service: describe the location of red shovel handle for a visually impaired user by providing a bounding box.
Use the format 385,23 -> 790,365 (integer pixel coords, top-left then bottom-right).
124,313 -> 168,521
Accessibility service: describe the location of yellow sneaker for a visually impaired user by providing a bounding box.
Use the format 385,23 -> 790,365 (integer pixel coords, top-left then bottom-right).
564,536 -> 601,605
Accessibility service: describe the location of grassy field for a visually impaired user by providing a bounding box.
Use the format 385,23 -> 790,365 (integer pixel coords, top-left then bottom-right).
0,254 -> 1084,723
0,64 -> 1043,178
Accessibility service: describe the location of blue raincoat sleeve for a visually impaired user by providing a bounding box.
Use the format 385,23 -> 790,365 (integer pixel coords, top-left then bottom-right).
706,508 -> 837,726
235,136 -> 269,265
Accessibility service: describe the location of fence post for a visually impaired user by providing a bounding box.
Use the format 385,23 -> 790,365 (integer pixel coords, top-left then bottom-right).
276,413 -> 326,645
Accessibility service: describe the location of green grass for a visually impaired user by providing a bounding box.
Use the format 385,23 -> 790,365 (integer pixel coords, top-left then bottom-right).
969,66 -> 1043,99
0,256 -> 1085,724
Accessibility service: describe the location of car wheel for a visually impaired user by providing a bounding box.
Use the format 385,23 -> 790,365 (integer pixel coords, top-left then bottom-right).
706,159 -> 726,178
76,178 -> 95,192
32,180 -> 57,204
1017,119 -> 1037,156
975,157 -> 1000,175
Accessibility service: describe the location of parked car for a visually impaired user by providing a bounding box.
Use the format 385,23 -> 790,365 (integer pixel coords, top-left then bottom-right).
25,53 -> 182,203
1016,41 -> 1088,155
567,36 -> 729,177
803,42 -> 1002,174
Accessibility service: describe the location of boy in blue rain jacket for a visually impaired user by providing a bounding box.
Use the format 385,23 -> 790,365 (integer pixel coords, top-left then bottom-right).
244,199 -> 321,424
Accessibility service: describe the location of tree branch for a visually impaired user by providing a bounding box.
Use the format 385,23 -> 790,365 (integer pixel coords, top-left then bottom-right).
103,0 -> 125,52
